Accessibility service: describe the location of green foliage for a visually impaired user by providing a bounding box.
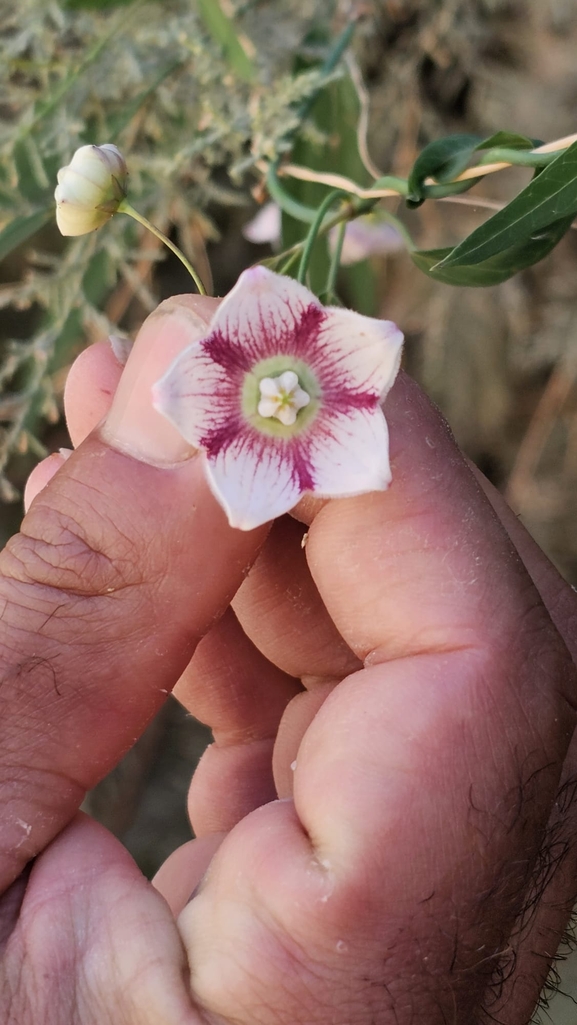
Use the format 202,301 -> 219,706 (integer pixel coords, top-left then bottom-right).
437,140 -> 577,270
411,216 -> 574,287
407,133 -> 577,286
196,0 -> 256,83
279,30 -> 377,313
0,0 -> 342,501
2,0 -> 577,509
0,209 -> 51,262
407,134 -> 483,205
406,130 -> 540,207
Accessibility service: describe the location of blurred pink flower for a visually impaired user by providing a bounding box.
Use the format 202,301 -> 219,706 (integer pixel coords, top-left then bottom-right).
153,267 -> 403,530
243,204 -> 405,267
330,216 -> 405,265
242,202 -> 282,247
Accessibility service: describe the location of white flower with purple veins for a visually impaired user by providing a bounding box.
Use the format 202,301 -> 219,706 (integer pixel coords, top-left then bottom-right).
153,267 -> 403,530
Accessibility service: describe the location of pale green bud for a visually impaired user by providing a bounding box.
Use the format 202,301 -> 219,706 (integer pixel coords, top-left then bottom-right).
54,144 -> 128,236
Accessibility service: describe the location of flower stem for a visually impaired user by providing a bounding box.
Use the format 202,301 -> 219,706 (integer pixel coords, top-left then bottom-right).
325,220 -> 346,299
118,199 -> 207,295
297,189 -> 345,285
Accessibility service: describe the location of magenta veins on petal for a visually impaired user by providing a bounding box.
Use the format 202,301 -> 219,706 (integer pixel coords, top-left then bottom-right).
153,266 -> 404,531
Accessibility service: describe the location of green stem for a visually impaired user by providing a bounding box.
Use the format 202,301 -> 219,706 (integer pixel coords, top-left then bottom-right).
325,220 -> 346,297
118,200 -> 207,295
297,189 -> 344,285
278,248 -> 303,276
266,163 -> 318,223
420,177 -> 485,200
478,147 -> 558,168
371,174 -> 409,196
280,22 -> 356,153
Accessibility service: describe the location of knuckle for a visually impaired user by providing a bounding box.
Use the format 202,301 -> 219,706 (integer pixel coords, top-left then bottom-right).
1,500 -> 144,600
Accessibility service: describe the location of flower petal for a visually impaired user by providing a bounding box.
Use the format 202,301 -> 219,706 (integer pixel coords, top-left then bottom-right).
152,341 -> 238,451
205,433 -> 302,530
302,406 -> 392,497
242,202 -> 282,246
55,170 -> 104,207
329,217 -> 405,266
311,307 -> 403,402
55,201 -> 109,236
208,266 -> 323,365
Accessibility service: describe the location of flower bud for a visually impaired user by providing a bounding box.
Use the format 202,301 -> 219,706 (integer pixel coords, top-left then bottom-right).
54,144 -> 128,236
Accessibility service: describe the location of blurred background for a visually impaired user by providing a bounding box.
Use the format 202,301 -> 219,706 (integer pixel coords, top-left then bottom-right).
2,1 -> 577,1019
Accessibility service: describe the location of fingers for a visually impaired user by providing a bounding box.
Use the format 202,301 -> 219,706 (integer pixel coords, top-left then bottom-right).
175,376 -> 577,1023
233,516 -> 361,684
465,466 -> 577,1020
2,813 -> 205,1024
0,296 -> 267,893
470,463 -> 577,662
24,340 -> 122,511
64,339 -> 124,447
24,451 -> 70,512
175,609 -> 300,835
153,833 -> 226,916
291,374 -> 576,866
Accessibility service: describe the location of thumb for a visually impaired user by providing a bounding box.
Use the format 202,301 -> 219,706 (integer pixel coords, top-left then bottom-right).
0,296 -> 266,892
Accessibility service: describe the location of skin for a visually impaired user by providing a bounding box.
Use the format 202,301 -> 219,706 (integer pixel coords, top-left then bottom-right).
1,293 -> 577,1024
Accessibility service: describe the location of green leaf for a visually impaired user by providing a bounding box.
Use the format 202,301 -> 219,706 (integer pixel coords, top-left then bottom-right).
104,59 -> 183,140
64,0 -> 137,8
438,139 -> 577,269
281,70 -> 376,311
475,130 -> 537,151
0,208 -> 52,263
407,135 -> 482,204
196,0 -> 255,83
18,3 -> 146,139
411,214 -> 573,286
14,138 -> 51,203
82,249 -> 115,306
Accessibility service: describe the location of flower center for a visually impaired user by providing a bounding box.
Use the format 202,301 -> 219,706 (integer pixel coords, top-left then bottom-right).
257,370 -> 311,427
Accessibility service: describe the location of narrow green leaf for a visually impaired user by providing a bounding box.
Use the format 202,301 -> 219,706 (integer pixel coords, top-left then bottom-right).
281,69 -> 376,311
64,0 -> 137,8
475,131 -> 536,151
0,209 -> 52,263
18,2 -> 146,139
0,186 -> 17,209
411,214 -> 573,286
14,138 -> 51,203
407,135 -> 482,204
82,249 -> 115,306
105,60 -> 183,140
196,0 -> 255,83
438,140 -> 577,269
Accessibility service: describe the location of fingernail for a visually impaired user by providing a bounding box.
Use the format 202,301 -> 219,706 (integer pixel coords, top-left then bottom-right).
101,303 -> 211,465
109,334 -> 133,366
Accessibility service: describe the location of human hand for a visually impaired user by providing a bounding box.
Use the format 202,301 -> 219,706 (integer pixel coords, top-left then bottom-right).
1,294 -> 577,1025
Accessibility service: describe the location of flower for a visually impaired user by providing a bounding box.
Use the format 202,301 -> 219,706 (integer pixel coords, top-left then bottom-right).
55,144 -> 127,236
329,216 -> 405,265
242,204 -> 405,266
153,267 -> 403,530
242,202 -> 282,247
